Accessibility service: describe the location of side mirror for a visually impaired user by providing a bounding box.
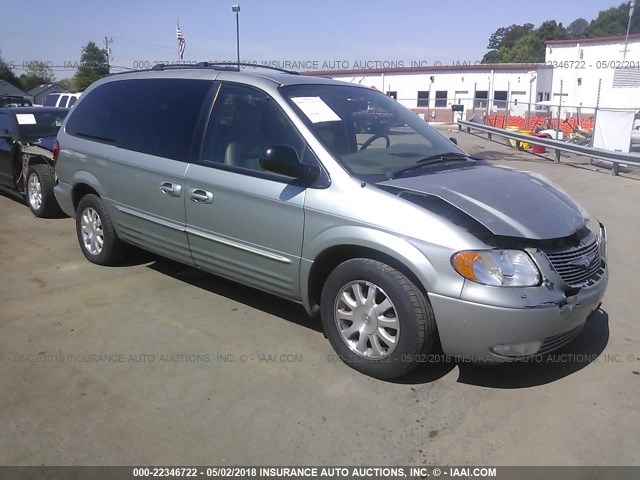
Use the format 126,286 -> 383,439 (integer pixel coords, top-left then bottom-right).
449,137 -> 458,145
260,145 -> 320,182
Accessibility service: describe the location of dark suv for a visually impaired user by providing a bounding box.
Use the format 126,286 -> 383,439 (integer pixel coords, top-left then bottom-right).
0,107 -> 69,217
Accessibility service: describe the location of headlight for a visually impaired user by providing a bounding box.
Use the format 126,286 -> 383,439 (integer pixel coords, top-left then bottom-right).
451,250 -> 540,287
597,222 -> 607,262
586,217 -> 607,263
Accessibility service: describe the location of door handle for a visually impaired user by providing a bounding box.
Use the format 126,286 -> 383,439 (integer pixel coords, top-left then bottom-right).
189,188 -> 214,204
160,182 -> 182,197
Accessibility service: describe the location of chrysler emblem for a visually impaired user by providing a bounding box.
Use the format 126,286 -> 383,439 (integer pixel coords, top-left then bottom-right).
569,253 -> 596,269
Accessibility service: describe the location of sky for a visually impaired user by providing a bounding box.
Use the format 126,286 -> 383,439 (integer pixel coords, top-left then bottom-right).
0,0 -> 629,79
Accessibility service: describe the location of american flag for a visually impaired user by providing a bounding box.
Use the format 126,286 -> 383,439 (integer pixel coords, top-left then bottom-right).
176,23 -> 186,60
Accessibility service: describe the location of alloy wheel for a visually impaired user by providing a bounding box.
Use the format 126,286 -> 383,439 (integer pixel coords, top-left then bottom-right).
80,207 -> 104,255
334,281 -> 400,359
27,173 -> 42,210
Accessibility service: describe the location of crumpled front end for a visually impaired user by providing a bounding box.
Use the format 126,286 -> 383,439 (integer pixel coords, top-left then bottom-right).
430,222 -> 609,361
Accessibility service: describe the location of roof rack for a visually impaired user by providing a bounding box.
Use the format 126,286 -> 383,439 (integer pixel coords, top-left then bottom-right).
150,61 -> 299,75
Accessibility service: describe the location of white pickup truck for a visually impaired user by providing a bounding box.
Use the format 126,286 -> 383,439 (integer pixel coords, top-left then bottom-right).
43,92 -> 81,108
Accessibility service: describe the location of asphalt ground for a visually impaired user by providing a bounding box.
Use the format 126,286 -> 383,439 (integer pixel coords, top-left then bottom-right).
0,130 -> 638,466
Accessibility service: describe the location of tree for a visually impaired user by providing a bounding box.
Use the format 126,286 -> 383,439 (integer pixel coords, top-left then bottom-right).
502,24 -> 535,49
584,3 -> 640,38
482,24 -> 535,63
481,3 -> 639,64
19,61 -> 55,90
73,41 -> 109,91
481,50 -> 502,63
58,78 -> 75,91
0,50 -> 23,89
567,18 -> 589,38
487,27 -> 508,50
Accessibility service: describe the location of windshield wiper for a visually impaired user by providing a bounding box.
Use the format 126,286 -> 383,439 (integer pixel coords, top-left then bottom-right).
390,152 -> 471,179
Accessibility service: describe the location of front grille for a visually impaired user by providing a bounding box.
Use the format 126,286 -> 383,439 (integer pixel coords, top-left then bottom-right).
544,238 -> 604,287
538,324 -> 585,355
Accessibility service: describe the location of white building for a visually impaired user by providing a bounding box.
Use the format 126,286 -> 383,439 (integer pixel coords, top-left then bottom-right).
545,33 -> 640,111
307,64 -> 548,122
305,33 -> 640,122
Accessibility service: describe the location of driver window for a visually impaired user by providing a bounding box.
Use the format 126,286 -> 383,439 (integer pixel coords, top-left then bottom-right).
202,84 -> 304,173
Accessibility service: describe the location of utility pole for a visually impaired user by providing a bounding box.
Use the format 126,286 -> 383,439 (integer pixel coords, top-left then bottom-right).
232,5 -> 240,70
104,36 -> 114,73
623,0 -> 636,60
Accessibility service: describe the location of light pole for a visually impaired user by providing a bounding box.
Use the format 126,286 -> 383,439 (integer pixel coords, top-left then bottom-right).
623,0 -> 636,60
232,5 -> 240,70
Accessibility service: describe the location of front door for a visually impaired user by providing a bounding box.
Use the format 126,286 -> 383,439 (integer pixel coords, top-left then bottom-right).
184,83 -> 308,300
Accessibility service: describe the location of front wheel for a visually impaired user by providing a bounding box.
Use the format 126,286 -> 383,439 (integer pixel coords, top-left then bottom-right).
320,258 -> 436,379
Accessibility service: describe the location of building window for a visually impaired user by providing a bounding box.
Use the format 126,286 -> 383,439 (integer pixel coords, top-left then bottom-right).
435,90 -> 447,107
494,91 -> 508,109
417,90 -> 429,107
386,91 -> 397,100
544,92 -> 550,101
474,90 -> 488,108
537,92 -> 544,102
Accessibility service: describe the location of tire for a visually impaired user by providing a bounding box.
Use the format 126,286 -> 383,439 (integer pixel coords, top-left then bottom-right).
75,194 -> 128,265
25,164 -> 62,218
320,258 -> 436,379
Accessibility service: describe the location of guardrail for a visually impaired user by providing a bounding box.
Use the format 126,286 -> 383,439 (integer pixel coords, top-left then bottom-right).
456,119 -> 640,176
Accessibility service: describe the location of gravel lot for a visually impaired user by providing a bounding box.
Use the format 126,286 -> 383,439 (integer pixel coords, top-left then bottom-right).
1,131 -> 639,466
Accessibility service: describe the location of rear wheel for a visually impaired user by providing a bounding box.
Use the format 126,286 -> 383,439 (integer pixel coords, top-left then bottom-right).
26,164 -> 62,218
75,194 -> 127,265
320,258 -> 436,379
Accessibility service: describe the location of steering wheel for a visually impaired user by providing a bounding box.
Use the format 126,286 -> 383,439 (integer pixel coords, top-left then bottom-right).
360,133 -> 390,151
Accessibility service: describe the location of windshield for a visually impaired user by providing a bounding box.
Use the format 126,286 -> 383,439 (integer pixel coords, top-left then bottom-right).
281,84 -> 465,181
16,111 -> 67,140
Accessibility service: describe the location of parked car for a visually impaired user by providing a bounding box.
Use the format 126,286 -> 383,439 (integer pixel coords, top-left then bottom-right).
0,107 -> 69,217
631,112 -> 640,151
0,96 -> 33,108
54,66 -> 608,379
43,92 -> 81,108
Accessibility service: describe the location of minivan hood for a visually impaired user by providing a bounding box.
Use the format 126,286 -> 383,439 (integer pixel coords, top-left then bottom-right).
377,165 -> 585,240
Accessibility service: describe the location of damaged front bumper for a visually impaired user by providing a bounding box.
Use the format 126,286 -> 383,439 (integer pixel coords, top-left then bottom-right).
428,263 -> 608,362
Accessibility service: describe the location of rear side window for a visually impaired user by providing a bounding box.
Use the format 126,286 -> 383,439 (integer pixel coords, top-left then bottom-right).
59,96 -> 69,108
66,78 -> 213,161
44,93 -> 59,107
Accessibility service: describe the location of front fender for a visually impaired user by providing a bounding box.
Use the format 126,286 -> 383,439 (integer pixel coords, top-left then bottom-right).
300,225 -> 464,313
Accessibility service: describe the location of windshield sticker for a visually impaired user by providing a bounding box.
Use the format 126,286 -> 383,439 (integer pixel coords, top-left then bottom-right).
16,113 -> 37,125
291,96 -> 341,123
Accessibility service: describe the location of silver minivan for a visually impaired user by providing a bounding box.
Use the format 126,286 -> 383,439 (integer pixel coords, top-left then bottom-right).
54,65 -> 608,378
